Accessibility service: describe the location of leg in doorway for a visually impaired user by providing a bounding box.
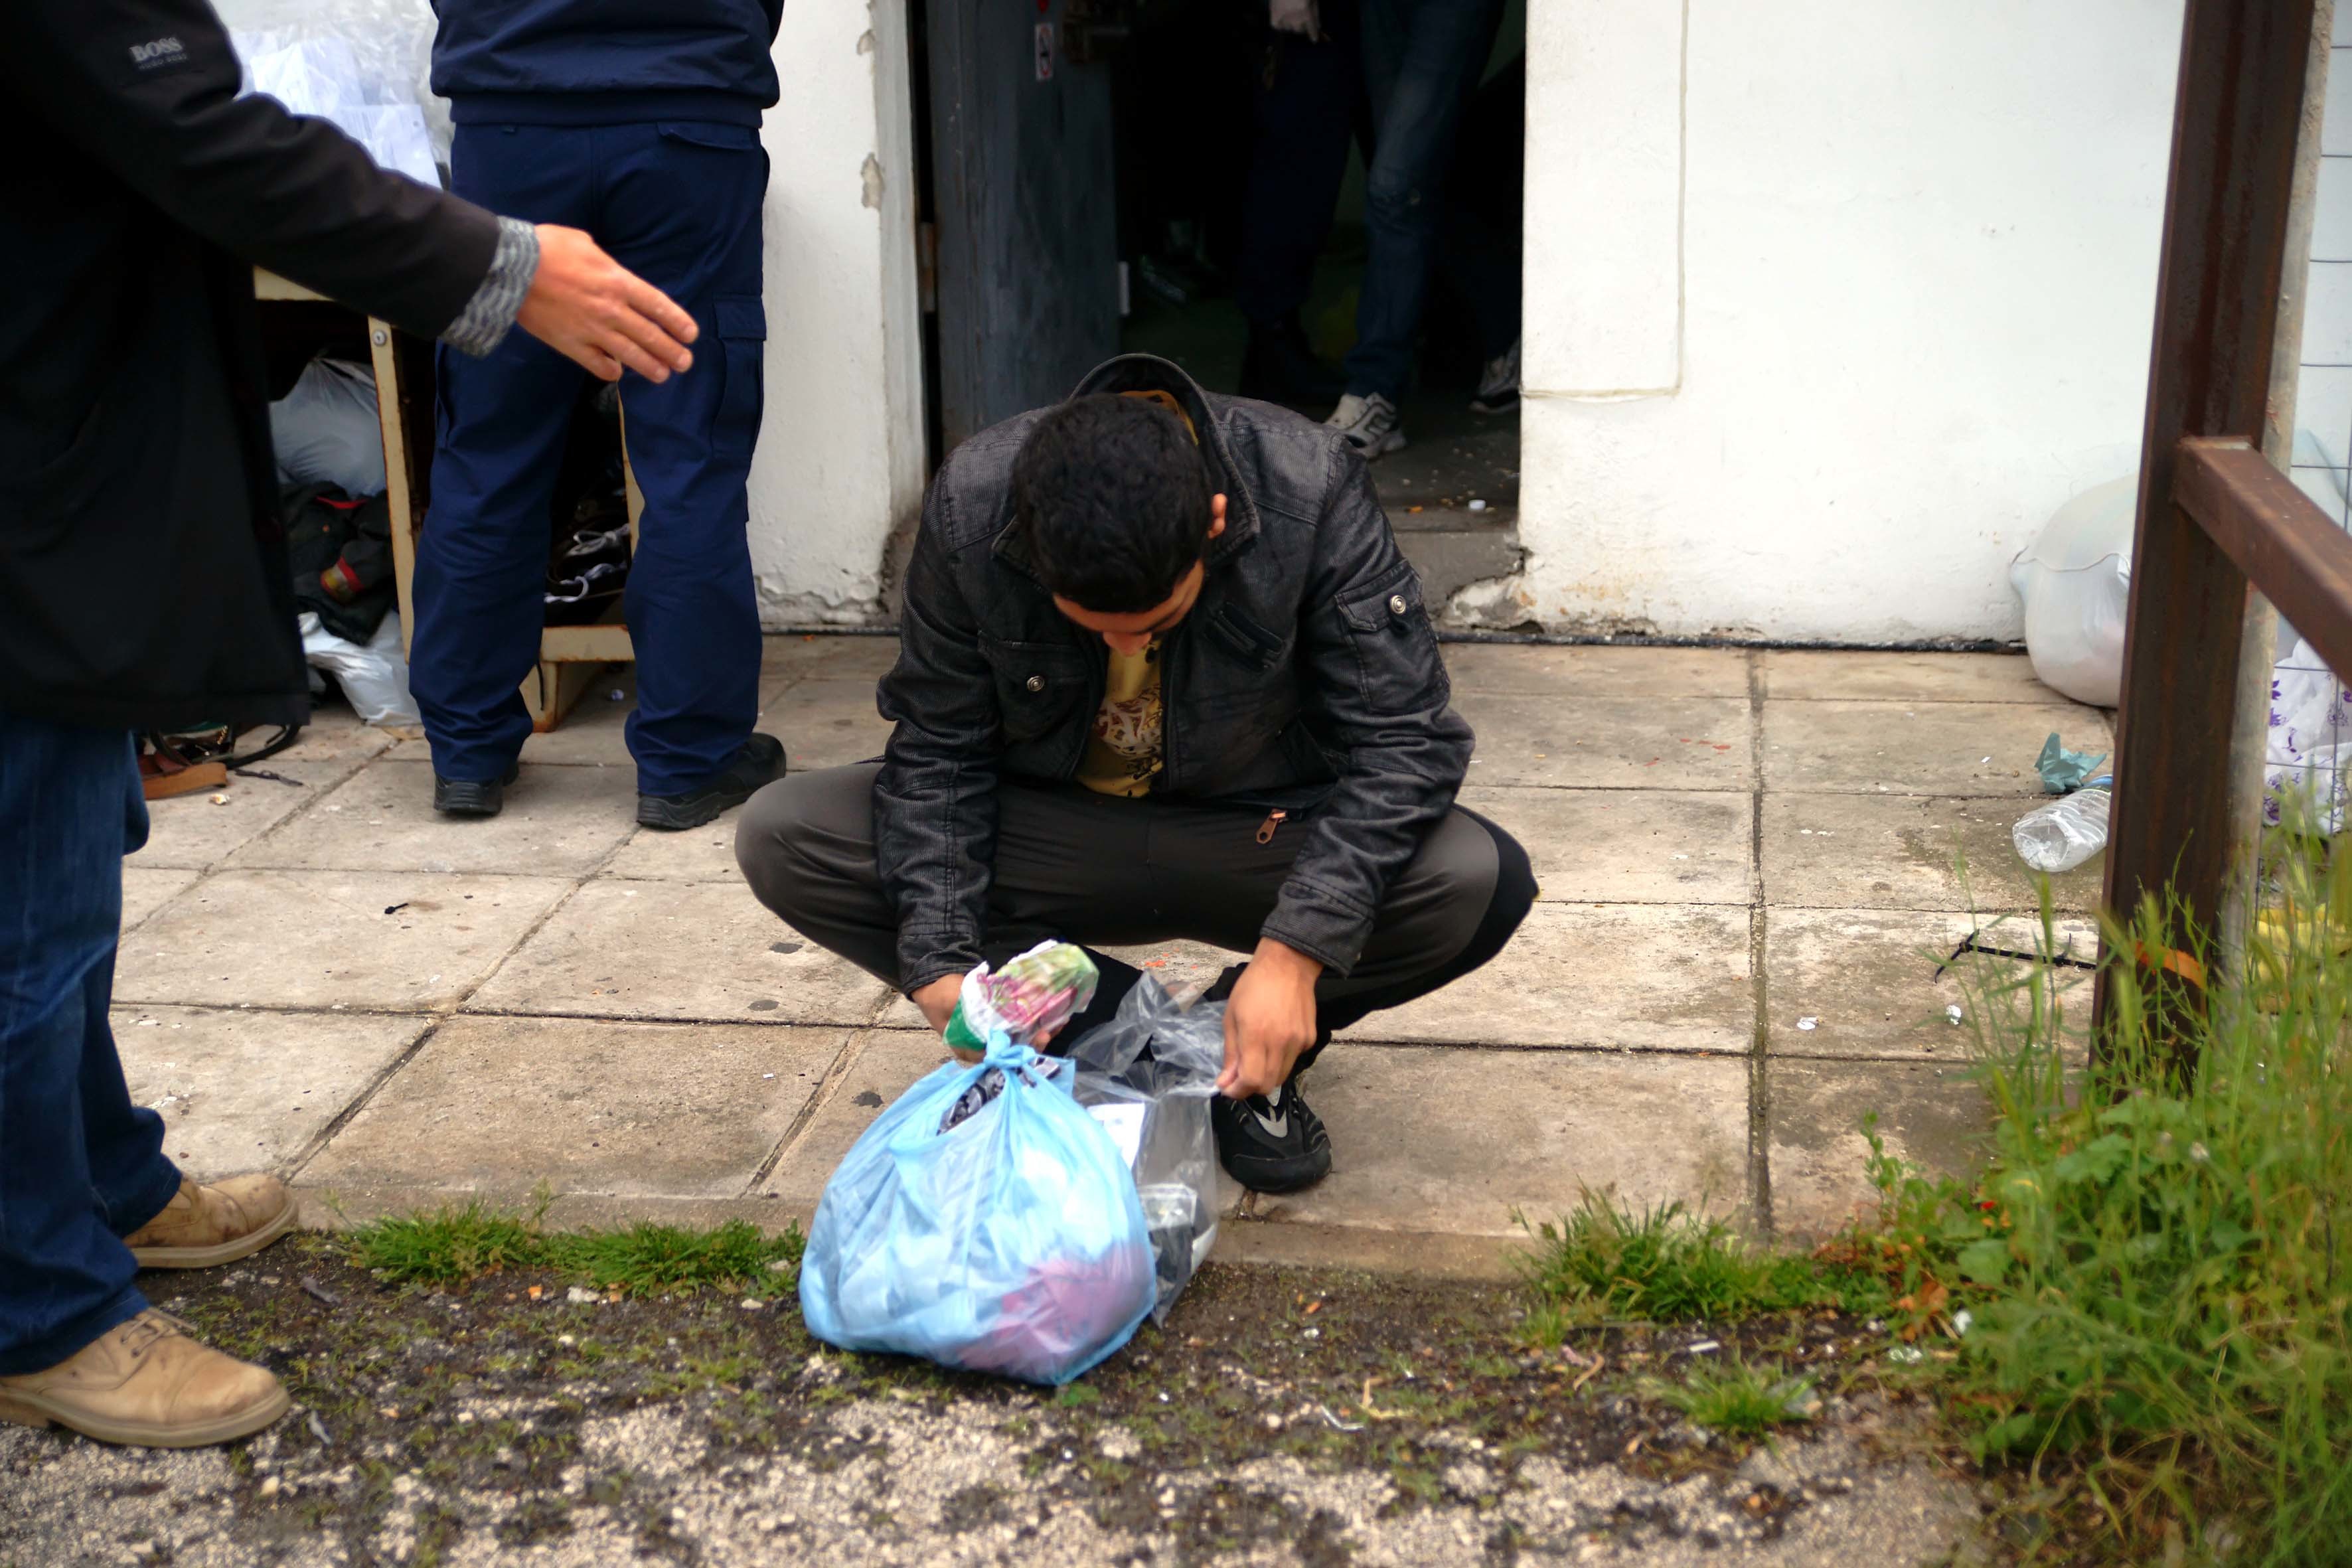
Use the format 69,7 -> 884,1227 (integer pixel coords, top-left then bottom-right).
1330,0 -> 1506,456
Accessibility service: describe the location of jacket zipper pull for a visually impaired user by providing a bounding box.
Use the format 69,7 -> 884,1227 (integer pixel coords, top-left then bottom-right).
1255,809 -> 1288,845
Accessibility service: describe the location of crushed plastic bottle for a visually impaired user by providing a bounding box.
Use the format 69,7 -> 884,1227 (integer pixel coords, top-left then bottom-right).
2013,785 -> 2111,873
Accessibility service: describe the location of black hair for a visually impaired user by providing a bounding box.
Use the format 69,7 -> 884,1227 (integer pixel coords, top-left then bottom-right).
1010,395 -> 1216,613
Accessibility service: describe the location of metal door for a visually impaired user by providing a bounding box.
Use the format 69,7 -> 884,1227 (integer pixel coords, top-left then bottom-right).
925,0 -> 1121,450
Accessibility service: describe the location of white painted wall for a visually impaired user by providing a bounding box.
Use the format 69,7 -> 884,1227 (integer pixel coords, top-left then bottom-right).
751,0 -> 926,625
1494,0 -> 2187,641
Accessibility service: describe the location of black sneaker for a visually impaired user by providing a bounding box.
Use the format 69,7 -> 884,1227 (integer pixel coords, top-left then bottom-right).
1212,1077 -> 1332,1193
635,734 -> 785,830
433,764 -> 518,819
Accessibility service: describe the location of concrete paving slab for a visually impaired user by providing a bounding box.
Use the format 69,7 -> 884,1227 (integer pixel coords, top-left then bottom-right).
1454,694 -> 1753,789
277,702 -> 401,766
1763,651 -> 2060,705
524,672 -> 636,765
763,678 -> 895,771
467,878 -> 894,1026
137,756 -> 368,870
1341,902 -> 1755,1052
760,1029 -> 955,1216
1243,1046 -> 1752,1235
1460,786 -> 1751,904
1767,1058 -> 1994,1239
233,759 -> 638,876
601,820 -> 745,882
114,1004 -> 428,1178
1763,700 -> 2111,797
302,1014 -> 846,1199
121,866 -> 202,931
116,870 -> 574,1012
1762,792 -> 2100,913
759,633 -> 902,692
1441,642 -> 1750,697
1765,906 -> 2096,1062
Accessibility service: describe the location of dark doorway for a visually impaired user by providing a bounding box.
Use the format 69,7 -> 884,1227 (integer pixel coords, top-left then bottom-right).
916,0 -> 1525,608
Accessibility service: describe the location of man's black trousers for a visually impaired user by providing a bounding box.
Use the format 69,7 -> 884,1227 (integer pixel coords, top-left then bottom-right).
735,763 -> 1535,1060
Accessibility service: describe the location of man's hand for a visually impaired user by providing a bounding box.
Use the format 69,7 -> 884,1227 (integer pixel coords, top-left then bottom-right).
516,224 -> 698,383
912,975 -> 975,1059
1218,939 -> 1323,1099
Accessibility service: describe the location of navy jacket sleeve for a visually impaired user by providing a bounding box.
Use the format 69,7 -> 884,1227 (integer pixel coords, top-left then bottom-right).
9,0 -> 501,341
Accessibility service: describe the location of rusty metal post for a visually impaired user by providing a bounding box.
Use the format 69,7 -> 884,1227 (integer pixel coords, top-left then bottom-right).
2095,0 -> 2324,1061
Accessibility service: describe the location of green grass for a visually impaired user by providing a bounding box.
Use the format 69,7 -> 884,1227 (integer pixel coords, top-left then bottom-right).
1515,842 -> 2352,1564
1917,869 -> 2352,1567
1512,1194 -> 1889,1330
1650,1360 -> 1819,1437
345,1200 -> 803,1298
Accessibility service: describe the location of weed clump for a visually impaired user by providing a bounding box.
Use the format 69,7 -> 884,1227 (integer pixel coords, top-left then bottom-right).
346,1198 -> 803,1299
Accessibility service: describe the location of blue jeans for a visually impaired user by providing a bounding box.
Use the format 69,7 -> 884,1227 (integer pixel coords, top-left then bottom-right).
1344,0 -> 1505,402
410,120 -> 769,797
0,714 -> 180,1375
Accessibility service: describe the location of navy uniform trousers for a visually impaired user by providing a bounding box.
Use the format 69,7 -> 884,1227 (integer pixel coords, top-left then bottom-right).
410,120 -> 769,797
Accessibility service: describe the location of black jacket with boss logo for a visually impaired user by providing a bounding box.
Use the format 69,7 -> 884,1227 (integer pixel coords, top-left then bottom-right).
876,354 -> 1477,992
2,0 -> 500,730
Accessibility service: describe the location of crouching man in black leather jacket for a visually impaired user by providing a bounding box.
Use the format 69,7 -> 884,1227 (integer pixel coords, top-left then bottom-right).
738,355 -> 1533,1191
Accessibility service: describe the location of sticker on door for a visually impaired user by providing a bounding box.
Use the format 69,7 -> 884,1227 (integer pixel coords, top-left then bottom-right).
1035,22 -> 1055,81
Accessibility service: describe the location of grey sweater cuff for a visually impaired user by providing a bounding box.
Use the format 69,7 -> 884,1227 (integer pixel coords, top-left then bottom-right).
441,217 -> 538,358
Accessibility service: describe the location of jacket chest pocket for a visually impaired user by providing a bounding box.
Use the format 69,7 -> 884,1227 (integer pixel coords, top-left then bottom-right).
982,638 -> 1095,743
1194,603 -> 1294,694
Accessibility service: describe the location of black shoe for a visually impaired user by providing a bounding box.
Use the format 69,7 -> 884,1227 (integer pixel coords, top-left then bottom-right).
1239,318 -> 1346,407
1212,1077 -> 1332,1193
433,764 -> 518,819
635,734 -> 785,830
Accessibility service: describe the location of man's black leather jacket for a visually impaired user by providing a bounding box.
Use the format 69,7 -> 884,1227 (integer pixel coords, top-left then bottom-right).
875,355 -> 1476,993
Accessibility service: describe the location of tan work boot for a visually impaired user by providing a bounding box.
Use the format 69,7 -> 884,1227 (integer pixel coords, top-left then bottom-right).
0,1310 -> 289,1448
124,1174 -> 296,1269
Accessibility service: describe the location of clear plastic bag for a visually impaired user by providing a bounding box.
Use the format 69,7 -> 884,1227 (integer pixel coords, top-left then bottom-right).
219,0 -> 450,180
1068,979 -> 1224,1325
798,1034 -> 1156,1385
2013,785 -> 2111,874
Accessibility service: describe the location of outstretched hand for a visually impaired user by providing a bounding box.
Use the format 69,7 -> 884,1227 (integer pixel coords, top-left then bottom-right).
516,224 -> 698,383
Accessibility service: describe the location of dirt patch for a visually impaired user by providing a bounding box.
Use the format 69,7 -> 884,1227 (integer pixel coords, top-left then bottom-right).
0,1239 -> 1987,1566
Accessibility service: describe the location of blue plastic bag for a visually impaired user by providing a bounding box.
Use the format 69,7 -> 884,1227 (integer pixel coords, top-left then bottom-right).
798,1032 -> 1156,1385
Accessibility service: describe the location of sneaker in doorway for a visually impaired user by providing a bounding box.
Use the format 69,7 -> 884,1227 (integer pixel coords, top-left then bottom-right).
1324,393 -> 1407,460
1470,337 -> 1520,415
636,733 -> 785,831
1212,1077 -> 1332,1193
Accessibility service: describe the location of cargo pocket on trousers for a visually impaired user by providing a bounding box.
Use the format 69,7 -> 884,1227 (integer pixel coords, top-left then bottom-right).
714,295 -> 765,458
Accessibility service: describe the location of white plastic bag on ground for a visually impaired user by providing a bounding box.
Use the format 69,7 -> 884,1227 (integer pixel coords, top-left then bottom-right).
2011,475 -> 2136,708
2266,637 -> 2352,832
301,611 -> 419,728
272,358 -> 384,495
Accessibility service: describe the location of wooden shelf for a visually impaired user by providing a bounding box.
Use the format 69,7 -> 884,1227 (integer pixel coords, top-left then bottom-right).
253,267 -> 635,732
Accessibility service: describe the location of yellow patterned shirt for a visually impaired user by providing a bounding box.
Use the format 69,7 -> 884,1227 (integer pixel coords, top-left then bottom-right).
1076,639 -> 1164,797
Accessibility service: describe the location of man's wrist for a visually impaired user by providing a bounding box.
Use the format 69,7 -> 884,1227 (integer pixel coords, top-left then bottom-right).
1251,936 -> 1324,985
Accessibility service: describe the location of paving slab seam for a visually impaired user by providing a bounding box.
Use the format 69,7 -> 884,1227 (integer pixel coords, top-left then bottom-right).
1745,651 -> 1776,1237
449,1003 -> 909,1032
741,1003 -> 910,1195
191,743 -> 391,872
279,1018 -> 449,1185
1330,1035 -> 1756,1058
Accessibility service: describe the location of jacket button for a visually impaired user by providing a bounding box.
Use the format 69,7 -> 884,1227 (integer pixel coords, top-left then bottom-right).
1388,594 -> 1409,615
1026,674 -> 1046,693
